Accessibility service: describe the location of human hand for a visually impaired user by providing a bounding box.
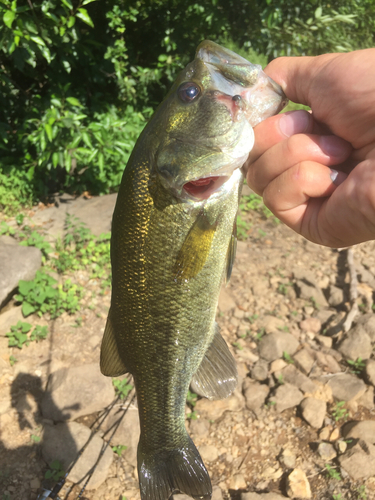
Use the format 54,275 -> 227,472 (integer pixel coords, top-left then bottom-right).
245,49 -> 375,247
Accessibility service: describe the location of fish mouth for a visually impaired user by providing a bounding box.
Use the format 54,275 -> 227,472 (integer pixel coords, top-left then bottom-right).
183,175 -> 231,200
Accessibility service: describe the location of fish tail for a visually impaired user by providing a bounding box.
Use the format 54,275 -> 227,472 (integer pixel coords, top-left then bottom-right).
138,435 -> 212,500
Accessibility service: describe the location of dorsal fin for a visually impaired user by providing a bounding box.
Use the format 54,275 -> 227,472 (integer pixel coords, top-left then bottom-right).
190,323 -> 237,400
100,308 -> 128,377
173,211 -> 217,284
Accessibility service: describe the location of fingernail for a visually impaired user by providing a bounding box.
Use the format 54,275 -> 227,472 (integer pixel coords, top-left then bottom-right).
320,135 -> 347,157
330,168 -> 347,186
279,110 -> 310,137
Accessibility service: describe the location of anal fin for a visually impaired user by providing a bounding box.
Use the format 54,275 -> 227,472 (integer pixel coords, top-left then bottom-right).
225,219 -> 237,283
190,323 -> 237,400
100,308 -> 128,377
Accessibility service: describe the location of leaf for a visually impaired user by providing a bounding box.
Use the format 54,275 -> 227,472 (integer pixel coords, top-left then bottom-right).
315,6 -> 322,19
76,8 -> 94,28
30,36 -> 46,46
22,302 -> 36,317
67,16 -> 75,28
66,97 -> 82,107
44,123 -> 53,142
3,10 -> 16,29
61,0 -> 73,9
82,0 -> 97,5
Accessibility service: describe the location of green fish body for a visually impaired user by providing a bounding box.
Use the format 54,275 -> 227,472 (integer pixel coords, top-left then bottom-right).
100,41 -> 286,500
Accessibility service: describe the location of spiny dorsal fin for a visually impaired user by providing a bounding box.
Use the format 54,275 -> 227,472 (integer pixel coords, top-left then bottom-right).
100,308 -> 128,377
173,212 -> 217,284
225,219 -> 237,283
190,323 -> 237,400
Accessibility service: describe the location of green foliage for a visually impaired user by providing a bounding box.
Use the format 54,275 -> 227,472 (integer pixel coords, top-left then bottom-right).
236,214 -> 250,240
325,463 -> 341,480
19,229 -> 53,259
356,485 -> 367,500
0,221 -> 15,236
15,269 -> 83,318
30,434 -> 41,443
347,357 -> 366,374
6,320 -> 48,348
44,459 -> 64,482
283,351 -> 294,364
332,401 -> 349,422
112,378 -> 133,399
112,444 -> 127,457
9,355 -> 17,366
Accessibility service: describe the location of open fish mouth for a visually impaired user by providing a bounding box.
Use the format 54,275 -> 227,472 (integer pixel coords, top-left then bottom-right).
183,175 -> 229,200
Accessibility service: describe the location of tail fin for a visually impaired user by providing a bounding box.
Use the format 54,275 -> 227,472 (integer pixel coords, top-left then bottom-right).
138,435 -> 212,500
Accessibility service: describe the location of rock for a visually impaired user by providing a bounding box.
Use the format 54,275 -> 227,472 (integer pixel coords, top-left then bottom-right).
341,420 -> 375,444
251,360 -> 269,381
293,349 -> 315,375
218,287 -> 236,312
189,418 -> 210,437
258,332 -> 299,362
327,374 -> 366,402
295,280 -> 328,308
269,359 -> 287,373
242,493 -> 285,500
41,363 -> 114,421
212,486 -> 223,500
195,389 -> 244,420
328,285 -> 344,306
101,406 -> 140,466
259,315 -> 285,334
354,313 -> 375,342
0,306 -> 24,336
365,359 -> 375,386
32,193 -> 117,238
272,383 -> 304,413
42,421 -> 113,489
356,386 -> 375,410
229,473 -> 247,490
0,243 -> 42,307
339,441 -> 375,480
279,448 -> 296,469
299,318 -> 321,334
300,398 -> 326,429
317,442 -> 337,461
243,381 -> 270,412
315,335 -> 332,349
276,364 -> 317,394
198,445 -> 219,462
337,326 -> 372,360
286,468 -> 311,499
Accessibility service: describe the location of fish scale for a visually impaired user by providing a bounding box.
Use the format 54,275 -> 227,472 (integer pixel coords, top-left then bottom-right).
100,40 -> 287,500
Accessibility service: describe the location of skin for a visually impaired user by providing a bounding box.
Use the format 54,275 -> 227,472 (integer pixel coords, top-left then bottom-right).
245,48 -> 375,248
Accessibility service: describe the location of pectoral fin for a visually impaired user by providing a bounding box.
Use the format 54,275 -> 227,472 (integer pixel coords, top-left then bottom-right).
173,212 -> 217,283
191,324 -> 237,400
225,219 -> 237,283
100,308 -> 128,377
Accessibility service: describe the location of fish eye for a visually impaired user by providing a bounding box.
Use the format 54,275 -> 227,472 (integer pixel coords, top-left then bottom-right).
177,82 -> 201,103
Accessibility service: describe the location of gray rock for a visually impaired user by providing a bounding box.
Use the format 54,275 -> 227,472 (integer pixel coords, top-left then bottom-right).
229,473 -> 247,490
101,406 -> 140,466
195,389 -> 244,420
259,315 -> 285,334
272,383 -> 304,413
365,359 -> 375,386
275,364 -> 316,394
198,444 -> 219,462
356,386 -> 375,410
0,243 -> 42,307
328,285 -> 344,307
337,326 -> 372,361
286,468 -> 311,499
0,305 -> 24,336
258,332 -> 299,362
241,493 -> 286,500
189,418 -> 210,437
293,349 -> 315,375
355,313 -> 375,342
31,193 -> 117,238
327,373 -> 366,402
218,287 -> 236,312
279,448 -> 296,469
243,381 -> 270,412
300,398 -> 326,429
295,280 -> 328,308
317,442 -> 336,461
299,317 -> 321,334
342,420 -> 375,444
42,421 -> 113,489
339,441 -> 375,480
251,360 -> 269,382
41,363 -> 114,421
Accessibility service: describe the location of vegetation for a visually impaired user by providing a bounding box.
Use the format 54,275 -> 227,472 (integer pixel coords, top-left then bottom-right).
0,0 -> 374,212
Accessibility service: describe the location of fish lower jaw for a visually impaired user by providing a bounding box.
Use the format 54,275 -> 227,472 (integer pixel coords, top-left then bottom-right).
182,167 -> 243,202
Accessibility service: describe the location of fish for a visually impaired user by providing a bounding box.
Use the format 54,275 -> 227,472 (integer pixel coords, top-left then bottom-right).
100,40 -> 287,500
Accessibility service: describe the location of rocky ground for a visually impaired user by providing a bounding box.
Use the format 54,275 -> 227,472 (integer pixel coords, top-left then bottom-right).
1,189 -> 375,500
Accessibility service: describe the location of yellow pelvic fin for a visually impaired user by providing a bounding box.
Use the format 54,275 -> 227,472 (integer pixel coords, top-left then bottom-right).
100,308 -> 128,377
173,212 -> 217,284
225,219 -> 237,284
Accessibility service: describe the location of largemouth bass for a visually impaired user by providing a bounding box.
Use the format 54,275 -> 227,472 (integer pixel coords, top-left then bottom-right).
100,41 -> 286,500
